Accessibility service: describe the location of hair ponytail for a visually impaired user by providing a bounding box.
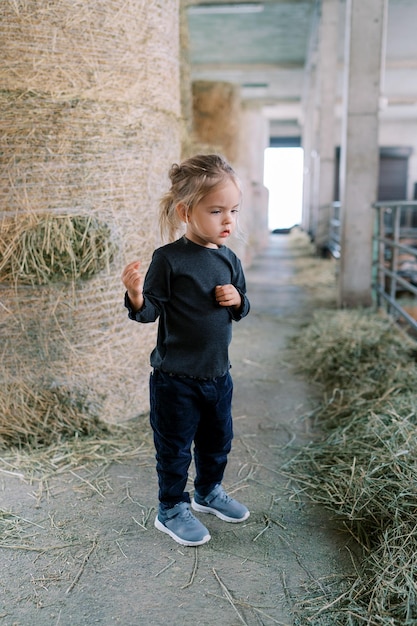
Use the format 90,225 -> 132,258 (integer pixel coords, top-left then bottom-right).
159,189 -> 183,243
158,154 -> 240,243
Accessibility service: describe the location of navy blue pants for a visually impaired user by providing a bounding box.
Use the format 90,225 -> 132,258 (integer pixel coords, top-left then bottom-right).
149,369 -> 234,509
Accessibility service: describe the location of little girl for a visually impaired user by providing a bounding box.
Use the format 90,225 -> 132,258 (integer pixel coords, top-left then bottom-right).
121,154 -> 250,546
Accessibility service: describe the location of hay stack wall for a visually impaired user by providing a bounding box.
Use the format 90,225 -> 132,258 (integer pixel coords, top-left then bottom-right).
0,0 -> 181,439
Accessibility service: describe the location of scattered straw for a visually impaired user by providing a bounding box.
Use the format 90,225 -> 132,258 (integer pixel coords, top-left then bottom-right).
0,414 -> 153,484
0,508 -> 79,553
65,537 -> 98,594
212,568 -> 248,625
181,548 -> 199,589
154,557 -> 176,578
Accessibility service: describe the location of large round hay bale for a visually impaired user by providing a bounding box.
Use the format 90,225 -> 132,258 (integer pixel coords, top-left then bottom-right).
192,80 -> 241,163
0,0 -> 181,445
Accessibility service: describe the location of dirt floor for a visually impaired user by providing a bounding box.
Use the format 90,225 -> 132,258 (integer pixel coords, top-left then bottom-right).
0,233 -> 356,626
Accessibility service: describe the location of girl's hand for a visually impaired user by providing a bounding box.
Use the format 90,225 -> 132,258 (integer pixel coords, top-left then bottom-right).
121,261 -> 144,311
215,284 -> 242,309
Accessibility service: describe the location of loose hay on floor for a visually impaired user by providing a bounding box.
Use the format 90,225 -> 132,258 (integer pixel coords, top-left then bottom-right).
0,380 -> 104,448
0,413 -> 153,485
287,229 -> 338,308
288,308 -> 417,624
291,309 -> 417,428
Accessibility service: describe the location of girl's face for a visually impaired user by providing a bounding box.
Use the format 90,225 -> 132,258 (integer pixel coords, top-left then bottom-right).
180,179 -> 241,248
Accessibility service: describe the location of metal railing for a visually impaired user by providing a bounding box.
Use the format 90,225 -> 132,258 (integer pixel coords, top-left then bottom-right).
328,201 -> 341,258
372,201 -> 417,334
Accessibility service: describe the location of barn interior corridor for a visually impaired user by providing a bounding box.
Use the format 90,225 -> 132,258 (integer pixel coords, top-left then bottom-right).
1,232 -> 356,625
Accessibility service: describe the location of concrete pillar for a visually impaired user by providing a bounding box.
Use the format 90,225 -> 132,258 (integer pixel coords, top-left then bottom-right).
301,61 -> 319,236
300,6 -> 320,237
338,0 -> 387,307
315,0 -> 339,252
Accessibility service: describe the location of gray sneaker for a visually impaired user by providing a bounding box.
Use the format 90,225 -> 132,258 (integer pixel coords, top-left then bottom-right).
154,502 -> 211,546
192,484 -> 250,523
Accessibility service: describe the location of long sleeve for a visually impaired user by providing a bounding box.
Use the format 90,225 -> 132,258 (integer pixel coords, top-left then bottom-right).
123,237 -> 250,378
229,259 -> 250,321
124,250 -> 171,323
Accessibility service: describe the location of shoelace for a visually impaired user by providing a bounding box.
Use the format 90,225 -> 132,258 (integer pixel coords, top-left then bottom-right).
216,489 -> 232,504
175,506 -> 195,520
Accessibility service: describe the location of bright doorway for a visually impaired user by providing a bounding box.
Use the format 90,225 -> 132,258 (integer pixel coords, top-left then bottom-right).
264,147 -> 304,231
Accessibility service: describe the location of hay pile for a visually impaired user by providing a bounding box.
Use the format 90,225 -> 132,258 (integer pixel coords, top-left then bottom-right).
287,228 -> 338,308
0,213 -> 115,285
0,380 -> 105,447
289,309 -> 417,624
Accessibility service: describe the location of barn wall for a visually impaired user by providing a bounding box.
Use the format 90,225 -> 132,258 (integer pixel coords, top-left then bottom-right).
379,120 -> 417,200
334,116 -> 417,201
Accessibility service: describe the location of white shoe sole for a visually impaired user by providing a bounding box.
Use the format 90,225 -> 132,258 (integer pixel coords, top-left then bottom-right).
154,516 -> 211,546
191,499 -> 250,523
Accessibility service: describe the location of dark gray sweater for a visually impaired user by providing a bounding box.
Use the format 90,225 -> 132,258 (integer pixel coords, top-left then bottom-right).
125,236 -> 250,379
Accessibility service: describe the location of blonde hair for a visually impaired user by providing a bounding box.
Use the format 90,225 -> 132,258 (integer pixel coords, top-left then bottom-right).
159,154 -> 241,242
